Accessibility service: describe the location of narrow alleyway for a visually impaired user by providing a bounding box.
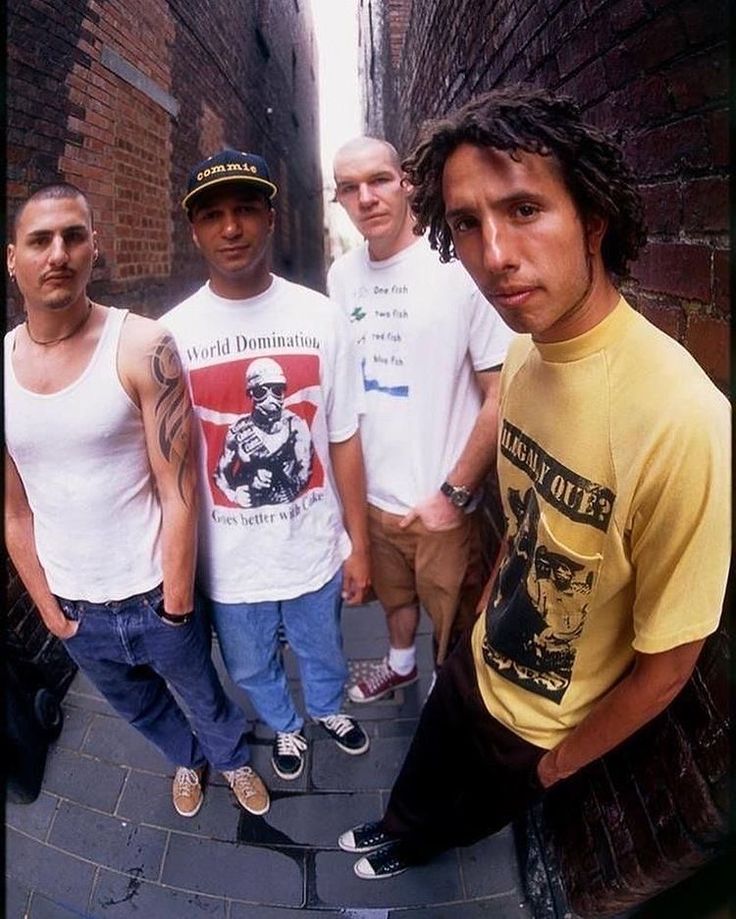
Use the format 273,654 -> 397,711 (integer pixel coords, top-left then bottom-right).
7,600 -> 531,917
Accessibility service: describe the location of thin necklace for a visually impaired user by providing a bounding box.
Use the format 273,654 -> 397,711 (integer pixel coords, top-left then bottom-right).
25,301 -> 94,346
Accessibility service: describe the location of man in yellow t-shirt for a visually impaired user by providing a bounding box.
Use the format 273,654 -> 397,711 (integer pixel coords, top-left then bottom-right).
337,86 -> 730,880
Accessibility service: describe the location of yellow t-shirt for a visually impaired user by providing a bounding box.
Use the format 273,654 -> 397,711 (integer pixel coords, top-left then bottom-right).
472,298 -> 730,749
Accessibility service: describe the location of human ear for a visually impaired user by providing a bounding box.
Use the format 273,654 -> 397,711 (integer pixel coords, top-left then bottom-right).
585,214 -> 607,255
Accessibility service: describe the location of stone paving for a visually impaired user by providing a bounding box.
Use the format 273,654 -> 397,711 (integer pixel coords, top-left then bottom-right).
6,601 -> 532,918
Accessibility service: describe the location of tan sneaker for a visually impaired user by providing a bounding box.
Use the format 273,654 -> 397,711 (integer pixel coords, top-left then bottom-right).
223,765 -> 270,815
172,766 -> 205,817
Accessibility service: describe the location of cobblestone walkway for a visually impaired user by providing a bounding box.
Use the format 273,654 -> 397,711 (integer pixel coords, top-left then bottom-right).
7,601 -> 532,918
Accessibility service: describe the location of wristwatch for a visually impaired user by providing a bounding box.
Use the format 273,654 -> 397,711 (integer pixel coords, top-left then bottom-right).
440,480 -> 473,508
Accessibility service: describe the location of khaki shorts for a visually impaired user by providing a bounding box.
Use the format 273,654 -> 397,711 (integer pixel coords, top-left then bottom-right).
367,504 -> 484,664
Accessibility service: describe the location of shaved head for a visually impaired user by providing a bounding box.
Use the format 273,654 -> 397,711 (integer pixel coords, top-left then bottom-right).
333,137 -> 402,177
12,183 -> 92,241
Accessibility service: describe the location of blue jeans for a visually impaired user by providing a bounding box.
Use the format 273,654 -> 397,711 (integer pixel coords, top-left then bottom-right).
205,568 -> 348,733
58,584 -> 251,772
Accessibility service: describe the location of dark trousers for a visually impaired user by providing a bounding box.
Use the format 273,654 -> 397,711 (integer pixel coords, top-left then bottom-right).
383,629 -> 547,863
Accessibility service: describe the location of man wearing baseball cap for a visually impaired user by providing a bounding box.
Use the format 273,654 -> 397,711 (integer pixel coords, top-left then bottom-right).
165,150 -> 371,782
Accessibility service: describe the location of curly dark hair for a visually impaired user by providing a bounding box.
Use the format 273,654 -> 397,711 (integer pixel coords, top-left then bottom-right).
403,85 -> 646,277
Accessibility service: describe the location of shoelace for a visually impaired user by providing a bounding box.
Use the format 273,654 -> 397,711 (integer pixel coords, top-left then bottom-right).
319,713 -> 356,737
360,659 -> 393,693
174,767 -> 200,797
226,766 -> 261,799
275,732 -> 308,756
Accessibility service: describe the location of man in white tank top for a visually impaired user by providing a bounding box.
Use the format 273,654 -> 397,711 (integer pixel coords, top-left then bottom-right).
5,184 -> 270,819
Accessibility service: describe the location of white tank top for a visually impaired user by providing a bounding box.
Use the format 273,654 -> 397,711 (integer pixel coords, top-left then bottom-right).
4,308 -> 163,601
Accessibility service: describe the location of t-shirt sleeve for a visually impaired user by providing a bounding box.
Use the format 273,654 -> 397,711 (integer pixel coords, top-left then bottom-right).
326,259 -> 347,311
326,261 -> 339,301
322,305 -> 364,442
465,284 -> 516,371
630,391 -> 730,653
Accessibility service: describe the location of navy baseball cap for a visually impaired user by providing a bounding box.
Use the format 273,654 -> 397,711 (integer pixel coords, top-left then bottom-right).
182,149 -> 278,211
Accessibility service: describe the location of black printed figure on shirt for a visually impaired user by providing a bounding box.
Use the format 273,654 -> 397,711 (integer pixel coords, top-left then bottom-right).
482,486 -> 596,703
214,357 -> 313,508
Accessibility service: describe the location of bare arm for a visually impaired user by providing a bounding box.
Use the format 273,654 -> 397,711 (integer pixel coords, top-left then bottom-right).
329,431 -> 370,605
400,367 -> 502,530
5,451 -> 78,639
537,639 -> 705,787
121,321 -> 197,616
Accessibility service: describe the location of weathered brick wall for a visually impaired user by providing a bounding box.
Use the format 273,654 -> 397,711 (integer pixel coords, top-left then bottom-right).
7,0 -> 324,329
360,0 -> 729,392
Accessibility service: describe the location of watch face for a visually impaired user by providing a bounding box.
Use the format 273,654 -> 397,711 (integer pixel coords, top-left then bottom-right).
442,482 -> 471,507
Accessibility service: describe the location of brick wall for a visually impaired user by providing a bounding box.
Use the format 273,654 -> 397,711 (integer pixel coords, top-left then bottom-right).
7,0 -> 324,328
359,0 -> 729,392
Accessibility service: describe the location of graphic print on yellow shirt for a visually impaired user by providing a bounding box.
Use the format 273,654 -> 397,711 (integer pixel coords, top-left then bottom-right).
482,420 -> 613,704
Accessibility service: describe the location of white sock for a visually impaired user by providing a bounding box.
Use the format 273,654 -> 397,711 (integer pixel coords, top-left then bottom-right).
388,646 -> 416,676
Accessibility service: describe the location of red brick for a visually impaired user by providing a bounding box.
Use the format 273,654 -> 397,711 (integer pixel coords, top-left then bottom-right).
559,57 -> 608,106
624,13 -> 687,71
685,316 -> 730,388
682,177 -> 729,234
665,50 -> 728,113
706,110 -> 729,168
626,117 -> 711,176
606,74 -> 672,127
713,250 -> 729,317
639,181 -> 680,236
609,0 -> 648,34
633,242 -> 711,301
677,0 -> 728,45
637,301 -> 683,342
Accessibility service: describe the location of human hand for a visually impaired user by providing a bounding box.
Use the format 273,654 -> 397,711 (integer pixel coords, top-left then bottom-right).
252,469 -> 273,490
52,617 -> 80,641
399,490 -> 464,532
536,751 -> 561,789
341,549 -> 371,605
233,485 -> 253,507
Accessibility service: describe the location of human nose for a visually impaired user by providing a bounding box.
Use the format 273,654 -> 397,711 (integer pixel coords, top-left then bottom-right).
47,234 -> 69,266
222,211 -> 243,237
482,220 -> 517,274
358,183 -> 377,207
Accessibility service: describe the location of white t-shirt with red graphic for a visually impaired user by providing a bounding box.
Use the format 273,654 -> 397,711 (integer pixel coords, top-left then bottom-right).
164,276 -> 362,603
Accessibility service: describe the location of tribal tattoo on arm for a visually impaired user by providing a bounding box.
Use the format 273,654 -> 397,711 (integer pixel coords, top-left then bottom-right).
150,334 -> 193,506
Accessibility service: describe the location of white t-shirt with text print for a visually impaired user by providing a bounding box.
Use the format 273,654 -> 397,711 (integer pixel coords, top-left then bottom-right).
328,236 -> 514,513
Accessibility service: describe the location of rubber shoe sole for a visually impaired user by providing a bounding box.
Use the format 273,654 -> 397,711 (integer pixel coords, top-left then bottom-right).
316,716 -> 370,755
347,668 -> 419,704
353,842 -> 409,879
272,754 -> 305,781
172,766 -> 205,818
338,821 -> 395,853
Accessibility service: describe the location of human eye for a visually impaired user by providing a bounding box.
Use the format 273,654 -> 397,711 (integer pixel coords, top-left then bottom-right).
64,228 -> 88,244
337,183 -> 357,196
450,215 -> 477,234
511,202 -> 541,220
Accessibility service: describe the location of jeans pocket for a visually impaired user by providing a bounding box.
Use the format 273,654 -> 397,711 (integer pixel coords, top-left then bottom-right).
57,600 -> 85,639
146,591 -> 193,629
